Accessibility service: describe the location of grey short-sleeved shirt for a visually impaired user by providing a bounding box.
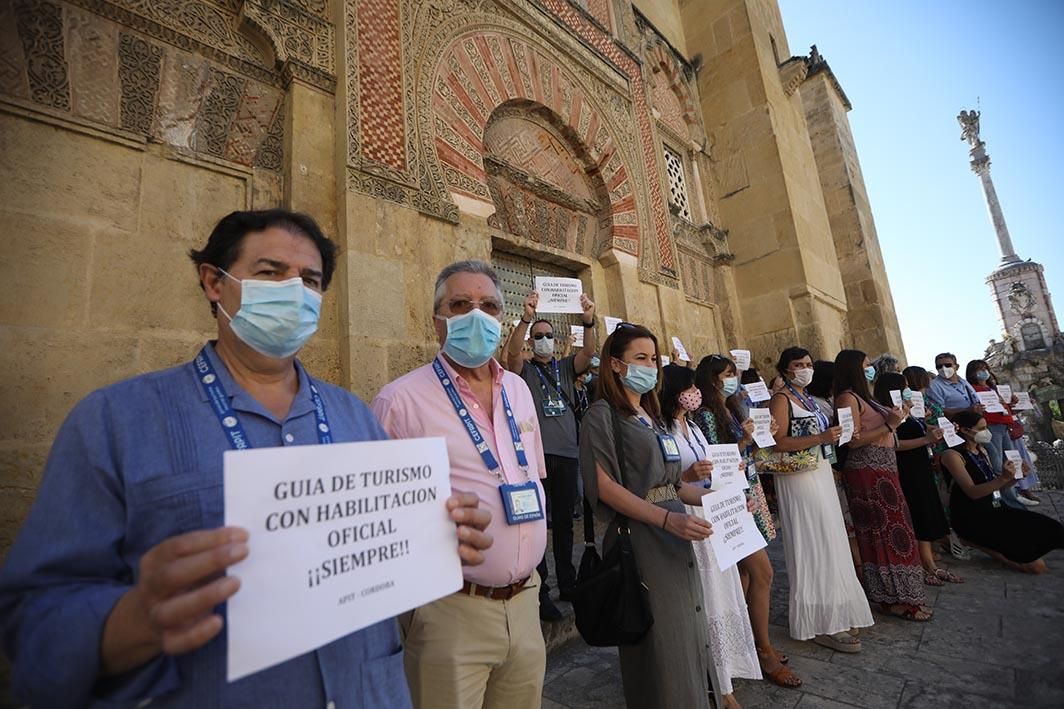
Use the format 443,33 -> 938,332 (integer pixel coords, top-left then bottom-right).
520,355 -> 580,459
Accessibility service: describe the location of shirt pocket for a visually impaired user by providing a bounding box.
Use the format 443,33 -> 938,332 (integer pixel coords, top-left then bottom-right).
126,472 -> 222,549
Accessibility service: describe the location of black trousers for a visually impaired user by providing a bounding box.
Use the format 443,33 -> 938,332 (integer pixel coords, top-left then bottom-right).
536,453 -> 579,596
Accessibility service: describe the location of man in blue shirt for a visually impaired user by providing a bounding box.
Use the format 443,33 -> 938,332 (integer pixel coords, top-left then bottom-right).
927,352 -> 985,417
0,210 -> 492,708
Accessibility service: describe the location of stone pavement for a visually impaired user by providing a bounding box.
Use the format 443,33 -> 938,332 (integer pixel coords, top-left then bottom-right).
543,490 -> 1064,708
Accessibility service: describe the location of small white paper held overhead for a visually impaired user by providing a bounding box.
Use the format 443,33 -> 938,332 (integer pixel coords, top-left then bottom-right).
743,381 -> 771,403
1004,449 -> 1024,479
837,406 -> 854,446
697,488 -> 767,571
975,390 -> 1006,413
533,276 -> 584,314
224,437 -> 461,682
604,316 -> 623,335
910,391 -> 926,419
937,417 -> 965,447
1013,392 -> 1035,410
706,444 -> 748,491
730,350 -> 751,371
750,408 -> 776,448
671,336 -> 691,362
996,384 -> 1012,403
570,324 -> 584,348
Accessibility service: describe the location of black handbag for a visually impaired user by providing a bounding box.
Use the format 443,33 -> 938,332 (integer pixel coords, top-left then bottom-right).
570,406 -> 654,646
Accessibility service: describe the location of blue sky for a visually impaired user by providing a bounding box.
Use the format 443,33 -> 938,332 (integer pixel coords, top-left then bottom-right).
778,0 -> 1064,370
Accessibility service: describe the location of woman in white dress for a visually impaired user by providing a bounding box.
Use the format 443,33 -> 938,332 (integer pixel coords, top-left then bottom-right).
763,347 -> 874,651
662,365 -> 762,709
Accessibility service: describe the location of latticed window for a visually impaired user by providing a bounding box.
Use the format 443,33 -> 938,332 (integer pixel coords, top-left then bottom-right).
663,146 -> 691,221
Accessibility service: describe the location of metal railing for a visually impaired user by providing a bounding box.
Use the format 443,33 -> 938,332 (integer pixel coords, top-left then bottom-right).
1029,440 -> 1064,490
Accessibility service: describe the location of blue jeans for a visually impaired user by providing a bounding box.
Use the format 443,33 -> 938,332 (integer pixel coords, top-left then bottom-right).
1014,437 -> 1041,491
986,424 -> 1024,509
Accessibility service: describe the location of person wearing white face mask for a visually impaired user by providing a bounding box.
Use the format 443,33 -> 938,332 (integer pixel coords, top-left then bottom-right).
371,261 -> 549,709
577,322 -> 715,709
928,352 -> 983,418
764,347 -> 873,652
0,211 -> 494,709
505,290 -> 598,620
939,411 -> 1064,574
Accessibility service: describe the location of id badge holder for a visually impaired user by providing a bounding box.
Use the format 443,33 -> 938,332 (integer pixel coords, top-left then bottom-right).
542,398 -> 567,417
822,443 -> 836,463
991,490 -> 1002,508
657,433 -> 681,463
500,480 -> 545,525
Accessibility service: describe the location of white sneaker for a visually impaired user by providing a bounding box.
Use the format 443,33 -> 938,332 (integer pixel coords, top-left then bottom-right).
949,531 -> 972,560
1016,494 -> 1040,507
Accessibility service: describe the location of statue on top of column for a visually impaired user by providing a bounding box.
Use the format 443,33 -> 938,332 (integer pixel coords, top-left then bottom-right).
958,109 -> 982,147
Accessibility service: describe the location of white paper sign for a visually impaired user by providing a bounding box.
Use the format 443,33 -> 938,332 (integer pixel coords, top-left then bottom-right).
1004,449 -> 1023,479
604,316 -> 623,335
976,390 -> 1006,413
996,384 -> 1012,404
224,438 -> 461,682
837,406 -> 855,446
938,417 -> 965,447
511,320 -> 530,341
706,444 -> 748,491
660,355 -> 671,367
730,349 -> 751,372
910,391 -> 926,419
743,381 -> 771,403
750,408 -> 776,448
889,390 -> 904,408
1013,392 -> 1035,410
534,276 -> 583,314
671,336 -> 691,362
699,488 -> 767,571
570,324 -> 584,348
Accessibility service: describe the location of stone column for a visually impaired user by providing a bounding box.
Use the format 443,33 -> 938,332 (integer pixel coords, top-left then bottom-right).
968,142 -> 1021,266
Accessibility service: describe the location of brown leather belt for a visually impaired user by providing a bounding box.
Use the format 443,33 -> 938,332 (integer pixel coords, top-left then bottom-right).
460,576 -> 532,601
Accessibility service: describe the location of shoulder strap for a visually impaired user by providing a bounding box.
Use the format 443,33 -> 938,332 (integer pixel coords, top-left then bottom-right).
607,405 -> 632,534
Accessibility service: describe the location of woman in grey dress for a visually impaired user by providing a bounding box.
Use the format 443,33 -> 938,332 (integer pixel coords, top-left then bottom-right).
579,323 -> 716,709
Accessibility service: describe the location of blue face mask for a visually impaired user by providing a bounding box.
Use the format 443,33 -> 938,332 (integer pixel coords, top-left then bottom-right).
975,370 -> 990,382
721,376 -> 739,396
618,361 -> 658,395
864,366 -> 876,382
438,309 -> 502,368
218,270 -> 321,358
902,387 -> 913,401
590,356 -> 601,368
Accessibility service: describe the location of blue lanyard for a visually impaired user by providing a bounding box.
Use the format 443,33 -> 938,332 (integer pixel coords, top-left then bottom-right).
194,347 -> 332,450
963,449 -> 995,484
533,359 -> 563,396
432,357 -> 529,482
679,419 -> 707,460
786,382 -> 829,432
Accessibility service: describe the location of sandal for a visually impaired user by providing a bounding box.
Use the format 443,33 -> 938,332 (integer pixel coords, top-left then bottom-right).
881,603 -> 933,622
935,568 -> 965,584
757,647 -> 802,688
924,570 -> 945,586
813,631 -> 862,653
845,627 -> 860,637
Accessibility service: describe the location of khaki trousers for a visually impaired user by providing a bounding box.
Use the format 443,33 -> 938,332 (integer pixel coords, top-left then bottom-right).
399,574 -> 546,709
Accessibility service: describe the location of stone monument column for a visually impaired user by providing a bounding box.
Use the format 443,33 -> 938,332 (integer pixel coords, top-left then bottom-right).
957,109 -> 1021,266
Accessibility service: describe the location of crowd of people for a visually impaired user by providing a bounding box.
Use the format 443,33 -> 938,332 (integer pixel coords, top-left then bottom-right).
1,209 -> 1062,709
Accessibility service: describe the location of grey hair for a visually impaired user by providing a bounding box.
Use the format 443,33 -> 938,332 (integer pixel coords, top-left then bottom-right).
432,260 -> 506,313
872,352 -> 900,376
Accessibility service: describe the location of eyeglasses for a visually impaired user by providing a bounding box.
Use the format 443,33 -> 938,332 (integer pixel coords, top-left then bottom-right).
532,333 -> 554,340
445,298 -> 503,316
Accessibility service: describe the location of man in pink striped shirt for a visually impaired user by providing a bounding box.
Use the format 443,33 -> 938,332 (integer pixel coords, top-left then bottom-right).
371,260 -> 547,709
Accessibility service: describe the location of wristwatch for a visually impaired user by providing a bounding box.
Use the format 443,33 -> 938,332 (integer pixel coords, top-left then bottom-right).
520,317 -> 532,324
582,320 -> 594,328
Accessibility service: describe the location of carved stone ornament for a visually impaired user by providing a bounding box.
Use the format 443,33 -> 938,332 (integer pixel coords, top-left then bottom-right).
1008,281 -> 1035,315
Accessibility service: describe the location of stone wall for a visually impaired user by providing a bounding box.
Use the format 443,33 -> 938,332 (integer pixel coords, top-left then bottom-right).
800,63 -> 906,361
